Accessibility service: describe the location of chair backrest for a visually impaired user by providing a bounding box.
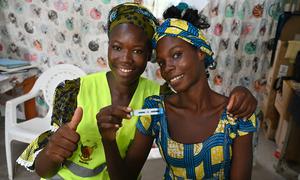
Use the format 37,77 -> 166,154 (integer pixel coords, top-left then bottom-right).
31,64 -> 86,118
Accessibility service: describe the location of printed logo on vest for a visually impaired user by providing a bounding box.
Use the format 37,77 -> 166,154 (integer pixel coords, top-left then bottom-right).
79,143 -> 97,164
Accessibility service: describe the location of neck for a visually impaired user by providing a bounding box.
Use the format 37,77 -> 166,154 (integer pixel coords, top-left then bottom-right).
174,78 -> 214,111
106,71 -> 139,100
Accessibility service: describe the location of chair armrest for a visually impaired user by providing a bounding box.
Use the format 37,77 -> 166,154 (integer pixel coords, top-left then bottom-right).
5,90 -> 40,127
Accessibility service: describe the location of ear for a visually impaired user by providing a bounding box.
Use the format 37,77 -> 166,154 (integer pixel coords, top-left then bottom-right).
197,50 -> 206,61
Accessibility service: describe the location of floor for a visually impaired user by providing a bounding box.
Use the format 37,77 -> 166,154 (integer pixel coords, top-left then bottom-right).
0,117 -> 288,180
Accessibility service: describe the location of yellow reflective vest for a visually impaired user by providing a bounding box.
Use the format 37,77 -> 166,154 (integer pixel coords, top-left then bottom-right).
50,72 -> 160,179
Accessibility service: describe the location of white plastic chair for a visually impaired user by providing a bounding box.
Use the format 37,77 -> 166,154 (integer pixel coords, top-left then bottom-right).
5,64 -> 86,180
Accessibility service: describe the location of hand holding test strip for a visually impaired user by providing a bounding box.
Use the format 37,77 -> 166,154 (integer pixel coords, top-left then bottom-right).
130,108 -> 163,116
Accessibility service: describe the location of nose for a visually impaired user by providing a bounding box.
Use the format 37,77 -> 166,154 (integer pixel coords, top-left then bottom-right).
162,59 -> 175,75
121,50 -> 133,64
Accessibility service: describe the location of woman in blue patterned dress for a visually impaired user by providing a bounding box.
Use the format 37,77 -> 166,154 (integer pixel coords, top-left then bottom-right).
97,4 -> 257,180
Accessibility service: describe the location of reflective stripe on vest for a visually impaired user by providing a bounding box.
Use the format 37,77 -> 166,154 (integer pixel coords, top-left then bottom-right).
64,160 -> 106,177
48,174 -> 63,180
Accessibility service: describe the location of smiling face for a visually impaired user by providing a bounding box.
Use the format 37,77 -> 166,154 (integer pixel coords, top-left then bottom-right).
108,23 -> 151,85
156,36 -> 206,93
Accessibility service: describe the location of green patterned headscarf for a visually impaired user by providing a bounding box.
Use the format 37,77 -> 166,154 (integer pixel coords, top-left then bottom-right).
107,2 -> 159,40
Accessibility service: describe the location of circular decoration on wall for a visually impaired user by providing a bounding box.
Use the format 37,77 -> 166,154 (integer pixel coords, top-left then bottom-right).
54,0 -> 68,11
8,13 -> 17,25
244,41 -> 257,55
213,23 -> 223,36
90,8 -> 101,20
101,0 -> 111,4
48,10 -> 58,22
234,38 -> 239,50
88,40 -> 99,51
225,4 -> 234,18
268,2 -> 282,20
233,59 -> 242,73
213,74 -> 223,86
0,0 -> 9,9
97,57 -> 107,68
211,4 -> 219,17
7,43 -> 21,56
65,18 -> 74,31
252,3 -> 264,18
72,33 -> 81,45
33,40 -> 43,51
65,49 -> 72,58
239,76 -> 250,87
24,21 -> 34,34
14,2 -> 25,13
55,32 -> 66,43
30,4 -> 41,17
231,19 -> 240,35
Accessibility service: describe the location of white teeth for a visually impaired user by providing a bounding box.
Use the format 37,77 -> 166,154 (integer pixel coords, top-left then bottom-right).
170,75 -> 183,82
120,68 -> 133,73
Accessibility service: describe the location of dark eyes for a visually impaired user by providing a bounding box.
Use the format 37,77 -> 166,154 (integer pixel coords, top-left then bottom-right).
173,52 -> 182,59
111,45 -> 143,54
133,49 -> 144,54
112,45 -> 121,51
157,61 -> 165,67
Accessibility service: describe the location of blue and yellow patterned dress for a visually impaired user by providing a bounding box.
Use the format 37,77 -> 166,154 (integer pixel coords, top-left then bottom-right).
136,95 -> 257,179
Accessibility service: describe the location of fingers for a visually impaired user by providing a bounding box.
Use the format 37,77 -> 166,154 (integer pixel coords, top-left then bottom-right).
227,94 -> 243,115
67,107 -> 83,130
97,105 -> 131,124
51,132 -> 78,151
96,105 -> 131,141
226,95 -> 235,112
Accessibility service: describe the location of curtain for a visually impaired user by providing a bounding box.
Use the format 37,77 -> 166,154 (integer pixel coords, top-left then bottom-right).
0,0 -> 284,103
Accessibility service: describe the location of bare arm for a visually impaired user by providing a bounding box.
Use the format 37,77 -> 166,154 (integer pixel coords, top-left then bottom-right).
97,105 -> 154,180
102,131 -> 154,180
230,133 -> 253,180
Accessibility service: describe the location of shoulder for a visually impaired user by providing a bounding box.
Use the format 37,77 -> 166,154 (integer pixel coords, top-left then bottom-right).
222,111 -> 257,138
80,71 -> 106,82
140,76 -> 160,87
144,95 -> 164,107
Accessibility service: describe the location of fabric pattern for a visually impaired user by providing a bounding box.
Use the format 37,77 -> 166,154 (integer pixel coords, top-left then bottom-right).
107,2 -> 159,40
136,95 -> 257,179
152,18 -> 214,67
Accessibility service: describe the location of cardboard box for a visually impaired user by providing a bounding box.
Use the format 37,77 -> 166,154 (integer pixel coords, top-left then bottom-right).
275,116 -> 289,151
267,41 -> 294,87
261,41 -> 295,135
275,116 -> 300,164
279,15 -> 300,41
274,80 -> 294,121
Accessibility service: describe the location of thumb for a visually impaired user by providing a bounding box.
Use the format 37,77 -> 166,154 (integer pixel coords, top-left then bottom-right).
227,95 -> 235,112
67,107 -> 83,130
